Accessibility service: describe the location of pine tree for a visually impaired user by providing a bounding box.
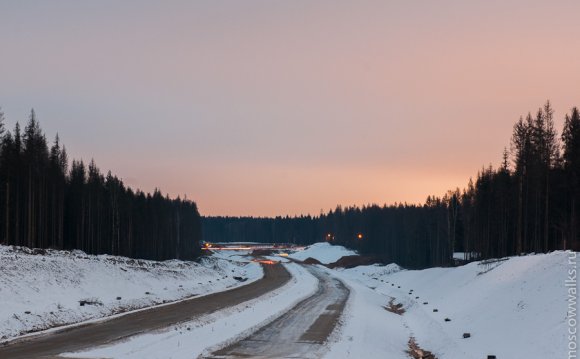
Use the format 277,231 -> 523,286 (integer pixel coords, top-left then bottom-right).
0,108 -> 5,138
562,107 -> 580,249
540,101 -> 559,251
511,115 -> 532,253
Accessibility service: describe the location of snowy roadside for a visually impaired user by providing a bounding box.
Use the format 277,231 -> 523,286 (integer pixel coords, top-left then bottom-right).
63,262 -> 319,359
321,268 -> 409,359
0,246 -> 262,341
325,250 -> 572,359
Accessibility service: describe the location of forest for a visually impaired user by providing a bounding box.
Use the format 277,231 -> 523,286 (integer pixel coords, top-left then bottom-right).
203,101 -> 580,268
1,101 -> 578,268
0,109 -> 202,261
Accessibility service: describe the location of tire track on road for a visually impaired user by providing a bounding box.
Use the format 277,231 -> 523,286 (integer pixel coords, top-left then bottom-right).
205,265 -> 349,359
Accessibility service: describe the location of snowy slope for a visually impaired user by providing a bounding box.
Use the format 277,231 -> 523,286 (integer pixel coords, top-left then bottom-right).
289,242 -> 357,264
328,250 -> 574,359
0,245 -> 262,341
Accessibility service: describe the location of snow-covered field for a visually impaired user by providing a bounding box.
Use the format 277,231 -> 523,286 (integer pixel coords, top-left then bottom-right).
0,245 -> 262,341
65,262 -> 318,359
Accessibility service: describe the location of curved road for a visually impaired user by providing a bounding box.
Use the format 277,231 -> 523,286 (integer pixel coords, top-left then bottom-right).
206,265 -> 349,359
0,263 -> 291,359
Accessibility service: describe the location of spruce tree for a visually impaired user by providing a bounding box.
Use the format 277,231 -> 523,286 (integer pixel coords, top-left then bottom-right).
562,107 -> 580,248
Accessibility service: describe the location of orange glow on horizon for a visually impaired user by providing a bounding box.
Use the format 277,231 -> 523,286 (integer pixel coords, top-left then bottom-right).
2,2 -> 579,218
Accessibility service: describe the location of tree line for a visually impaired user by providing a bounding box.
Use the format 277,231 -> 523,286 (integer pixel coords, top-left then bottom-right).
203,101 -> 580,268
203,204 -> 458,269
0,109 -> 202,260
462,101 -> 579,259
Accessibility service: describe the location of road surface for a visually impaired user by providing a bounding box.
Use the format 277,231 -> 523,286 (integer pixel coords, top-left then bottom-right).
0,263 -> 291,359
206,265 -> 349,359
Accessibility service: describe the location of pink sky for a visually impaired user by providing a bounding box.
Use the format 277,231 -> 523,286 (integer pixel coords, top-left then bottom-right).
1,1 -> 579,216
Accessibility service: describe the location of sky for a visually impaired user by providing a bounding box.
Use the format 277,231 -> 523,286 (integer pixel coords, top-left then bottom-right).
1,1 -> 579,216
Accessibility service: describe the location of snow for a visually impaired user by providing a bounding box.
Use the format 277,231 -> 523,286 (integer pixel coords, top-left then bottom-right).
288,242 -> 357,264
64,262 -> 319,359
322,267 -> 409,359
326,250 -> 575,359
1,242 -> 572,359
0,246 -> 262,341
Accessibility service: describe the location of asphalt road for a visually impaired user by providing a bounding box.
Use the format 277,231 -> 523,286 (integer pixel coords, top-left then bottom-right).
0,262 -> 291,359
206,265 -> 349,359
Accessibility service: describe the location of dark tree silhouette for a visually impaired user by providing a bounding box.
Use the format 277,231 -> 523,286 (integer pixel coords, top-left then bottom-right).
562,107 -> 580,249
0,109 -> 201,261
204,101 -> 580,268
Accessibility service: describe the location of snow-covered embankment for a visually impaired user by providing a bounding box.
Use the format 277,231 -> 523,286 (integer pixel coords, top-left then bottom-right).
288,242 -> 573,358
0,246 -> 262,341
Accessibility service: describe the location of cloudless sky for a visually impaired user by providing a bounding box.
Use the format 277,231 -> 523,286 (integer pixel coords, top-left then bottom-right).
1,1 -> 579,216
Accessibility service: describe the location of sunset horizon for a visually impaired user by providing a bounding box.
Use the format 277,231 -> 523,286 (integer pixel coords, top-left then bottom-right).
0,2 -> 578,358
2,1 -> 579,216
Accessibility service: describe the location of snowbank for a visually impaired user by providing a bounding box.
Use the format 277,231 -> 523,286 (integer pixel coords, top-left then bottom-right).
0,246 -> 262,341
289,242 -> 357,264
322,267 -> 409,359
329,250 -> 574,359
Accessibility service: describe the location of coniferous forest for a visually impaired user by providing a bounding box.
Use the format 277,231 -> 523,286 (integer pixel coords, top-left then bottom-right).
0,109 -> 202,260
204,101 -> 580,268
1,102 -> 578,268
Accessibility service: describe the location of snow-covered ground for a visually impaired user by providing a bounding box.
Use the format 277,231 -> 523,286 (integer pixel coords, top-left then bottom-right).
326,250 -> 574,359
0,245 -> 262,341
323,267 -> 409,359
288,242 -> 357,264
65,262 -> 319,359
1,242 -> 573,359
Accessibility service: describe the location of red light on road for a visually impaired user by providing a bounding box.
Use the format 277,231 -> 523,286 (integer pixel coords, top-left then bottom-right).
251,259 -> 279,265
